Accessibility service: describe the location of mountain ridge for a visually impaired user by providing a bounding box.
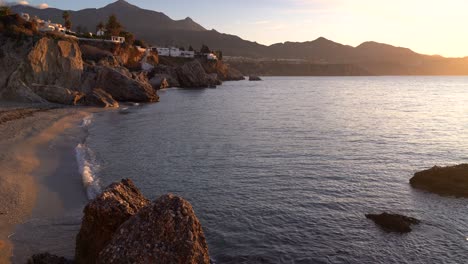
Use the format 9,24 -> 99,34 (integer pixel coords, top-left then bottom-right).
11,0 -> 468,75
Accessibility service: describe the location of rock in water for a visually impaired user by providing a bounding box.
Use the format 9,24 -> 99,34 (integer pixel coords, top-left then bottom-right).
28,253 -> 73,264
93,66 -> 159,102
75,179 -> 150,264
98,194 -> 210,264
410,164 -> 468,197
176,60 -> 220,88
366,213 -> 420,233
249,75 -> 262,81
82,88 -> 119,108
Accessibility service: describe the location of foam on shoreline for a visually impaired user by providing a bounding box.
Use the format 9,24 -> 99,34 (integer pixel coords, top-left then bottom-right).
75,114 -> 102,200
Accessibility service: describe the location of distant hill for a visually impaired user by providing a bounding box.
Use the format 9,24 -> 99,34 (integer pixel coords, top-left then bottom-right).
12,0 -> 468,75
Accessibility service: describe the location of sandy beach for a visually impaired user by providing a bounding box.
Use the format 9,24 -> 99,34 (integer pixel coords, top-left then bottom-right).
0,102 -> 94,263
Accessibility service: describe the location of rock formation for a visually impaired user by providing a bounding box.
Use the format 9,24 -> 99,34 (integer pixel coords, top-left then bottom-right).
75,179 -> 210,264
28,253 -> 73,264
75,179 -> 150,264
81,65 -> 158,103
31,84 -> 84,105
99,194 -> 210,264
249,75 -> 262,81
410,164 -> 468,197
176,60 -> 221,88
0,37 -> 84,102
82,88 -> 119,108
366,212 -> 420,233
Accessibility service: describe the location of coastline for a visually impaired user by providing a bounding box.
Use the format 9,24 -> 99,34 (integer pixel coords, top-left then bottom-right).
0,103 -> 96,263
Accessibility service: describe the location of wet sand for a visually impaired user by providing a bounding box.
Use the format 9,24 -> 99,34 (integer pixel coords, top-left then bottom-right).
0,103 -> 94,263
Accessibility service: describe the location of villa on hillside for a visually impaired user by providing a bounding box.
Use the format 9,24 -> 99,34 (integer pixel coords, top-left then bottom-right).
151,47 -> 195,58
21,12 -> 67,33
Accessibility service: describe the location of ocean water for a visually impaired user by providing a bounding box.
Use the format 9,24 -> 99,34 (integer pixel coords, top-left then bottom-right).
84,77 -> 467,263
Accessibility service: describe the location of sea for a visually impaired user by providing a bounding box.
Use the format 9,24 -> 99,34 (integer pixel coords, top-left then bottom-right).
15,77 -> 468,263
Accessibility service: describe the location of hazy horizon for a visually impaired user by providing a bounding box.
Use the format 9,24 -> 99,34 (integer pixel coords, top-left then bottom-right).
6,0 -> 468,58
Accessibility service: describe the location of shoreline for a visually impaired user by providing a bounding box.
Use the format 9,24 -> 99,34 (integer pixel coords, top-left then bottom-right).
0,103 -> 96,263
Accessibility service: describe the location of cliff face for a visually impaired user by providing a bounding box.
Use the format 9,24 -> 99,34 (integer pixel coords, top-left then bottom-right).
0,37 -> 84,102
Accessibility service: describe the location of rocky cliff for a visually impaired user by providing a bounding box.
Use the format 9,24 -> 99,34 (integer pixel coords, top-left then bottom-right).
0,14 -> 243,107
0,35 -> 159,106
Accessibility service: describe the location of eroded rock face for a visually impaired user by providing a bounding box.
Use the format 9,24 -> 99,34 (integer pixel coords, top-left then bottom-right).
149,76 -> 170,90
176,60 -> 220,88
98,194 -> 210,264
410,164 -> 468,197
75,179 -> 150,264
366,213 -> 420,233
0,37 -> 84,102
31,84 -> 85,105
82,88 -> 119,108
85,65 -> 159,103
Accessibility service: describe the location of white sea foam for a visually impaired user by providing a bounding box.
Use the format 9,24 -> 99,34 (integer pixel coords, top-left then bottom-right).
76,114 -> 101,200
75,143 -> 102,200
80,114 -> 94,127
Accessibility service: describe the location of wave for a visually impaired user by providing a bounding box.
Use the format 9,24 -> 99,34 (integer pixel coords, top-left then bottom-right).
80,114 -> 94,128
76,115 -> 102,200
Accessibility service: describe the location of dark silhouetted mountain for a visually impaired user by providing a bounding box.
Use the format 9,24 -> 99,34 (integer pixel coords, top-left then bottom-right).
11,0 -> 468,75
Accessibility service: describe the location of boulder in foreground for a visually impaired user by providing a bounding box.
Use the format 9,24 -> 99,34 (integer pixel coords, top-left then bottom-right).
410,164 -> 468,198
75,179 -> 150,264
98,194 -> 210,264
366,212 -> 420,233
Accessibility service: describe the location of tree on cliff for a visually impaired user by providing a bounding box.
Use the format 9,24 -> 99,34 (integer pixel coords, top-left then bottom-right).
200,44 -> 210,54
188,45 -> 194,52
96,21 -> 104,31
119,31 -> 134,45
62,11 -> 72,30
0,6 -> 11,16
106,14 -> 122,36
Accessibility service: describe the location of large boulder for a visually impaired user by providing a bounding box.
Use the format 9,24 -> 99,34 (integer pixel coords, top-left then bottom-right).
366,212 -> 420,233
31,84 -> 84,105
176,60 -> 220,88
82,88 -> 119,108
75,179 -> 150,264
410,164 -> 468,197
0,37 -> 84,102
98,194 -> 210,264
85,65 -> 159,103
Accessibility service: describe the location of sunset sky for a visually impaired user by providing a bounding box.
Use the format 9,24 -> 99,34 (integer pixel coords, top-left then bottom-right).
12,0 -> 468,57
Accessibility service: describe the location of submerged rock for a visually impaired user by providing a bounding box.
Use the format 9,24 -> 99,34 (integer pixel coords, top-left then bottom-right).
98,194 -> 210,264
410,164 -> 468,197
249,75 -> 262,81
28,253 -> 73,264
75,179 -> 150,264
366,212 -> 420,233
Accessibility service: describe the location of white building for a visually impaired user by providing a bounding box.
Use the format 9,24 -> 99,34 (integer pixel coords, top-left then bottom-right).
151,47 -> 195,58
21,13 -> 30,21
96,29 -> 106,36
111,36 -> 125,44
206,53 -> 218,60
180,50 -> 195,58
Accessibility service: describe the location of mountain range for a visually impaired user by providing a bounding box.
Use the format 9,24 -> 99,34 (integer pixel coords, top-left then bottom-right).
11,0 -> 468,75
